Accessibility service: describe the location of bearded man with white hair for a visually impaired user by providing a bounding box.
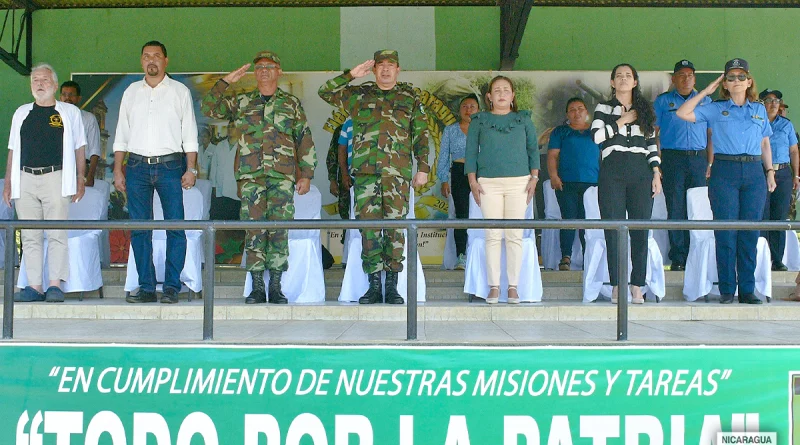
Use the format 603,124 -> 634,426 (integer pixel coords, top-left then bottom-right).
4,63 -> 86,303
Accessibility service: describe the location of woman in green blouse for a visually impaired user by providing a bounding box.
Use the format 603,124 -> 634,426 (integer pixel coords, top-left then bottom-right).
465,76 -> 540,304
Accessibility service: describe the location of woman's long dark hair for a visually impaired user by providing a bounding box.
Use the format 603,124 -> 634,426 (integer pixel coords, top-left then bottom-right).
610,63 -> 655,137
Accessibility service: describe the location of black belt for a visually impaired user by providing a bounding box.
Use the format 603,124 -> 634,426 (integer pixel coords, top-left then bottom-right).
663,149 -> 705,156
22,165 -> 62,175
774,163 -> 791,170
128,152 -> 184,165
714,154 -> 761,162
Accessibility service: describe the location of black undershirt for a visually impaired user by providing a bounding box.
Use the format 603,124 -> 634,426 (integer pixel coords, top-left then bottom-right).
20,104 -> 64,168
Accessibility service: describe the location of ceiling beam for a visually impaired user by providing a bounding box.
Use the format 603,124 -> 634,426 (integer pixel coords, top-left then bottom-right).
499,0 -> 533,70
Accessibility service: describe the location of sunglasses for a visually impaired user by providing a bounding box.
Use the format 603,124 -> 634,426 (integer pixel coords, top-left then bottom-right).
725,74 -> 749,82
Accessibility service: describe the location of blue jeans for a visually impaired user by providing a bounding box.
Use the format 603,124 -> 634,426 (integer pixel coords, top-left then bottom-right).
762,167 -> 793,263
709,159 -> 766,295
555,182 -> 593,258
126,157 -> 186,293
661,150 -> 707,265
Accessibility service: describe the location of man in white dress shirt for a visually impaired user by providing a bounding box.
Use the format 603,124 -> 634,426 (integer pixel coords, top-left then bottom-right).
59,80 -> 102,187
113,40 -> 199,305
4,63 -> 86,303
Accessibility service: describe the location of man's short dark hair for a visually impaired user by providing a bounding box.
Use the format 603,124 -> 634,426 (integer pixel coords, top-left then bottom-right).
141,40 -> 167,58
60,80 -> 81,96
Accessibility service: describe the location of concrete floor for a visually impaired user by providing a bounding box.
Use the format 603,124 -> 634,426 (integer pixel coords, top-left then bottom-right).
7,318 -> 800,344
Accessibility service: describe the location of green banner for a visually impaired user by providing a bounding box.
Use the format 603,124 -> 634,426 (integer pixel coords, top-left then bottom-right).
1,344 -> 795,444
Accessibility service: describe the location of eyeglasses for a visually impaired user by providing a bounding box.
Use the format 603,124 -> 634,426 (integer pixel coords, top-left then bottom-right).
725,74 -> 749,82
254,64 -> 278,71
763,98 -> 782,104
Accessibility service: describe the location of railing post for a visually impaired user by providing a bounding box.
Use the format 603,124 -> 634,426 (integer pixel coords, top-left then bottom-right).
3,224 -> 15,339
203,226 -> 216,341
617,225 -> 629,341
407,222 -> 418,341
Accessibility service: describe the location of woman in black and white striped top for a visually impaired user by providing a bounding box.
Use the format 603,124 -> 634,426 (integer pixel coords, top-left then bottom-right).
591,63 -> 662,304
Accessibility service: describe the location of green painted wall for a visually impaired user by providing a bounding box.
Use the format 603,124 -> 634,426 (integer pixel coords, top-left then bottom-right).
2,6 -> 799,169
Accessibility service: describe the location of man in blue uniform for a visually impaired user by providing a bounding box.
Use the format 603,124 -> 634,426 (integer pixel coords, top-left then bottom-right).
654,60 -> 712,271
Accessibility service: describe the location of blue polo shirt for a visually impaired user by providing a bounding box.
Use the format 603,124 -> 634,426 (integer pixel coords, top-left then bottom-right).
768,115 -> 798,164
693,99 -> 772,156
654,89 -> 711,150
547,124 -> 600,183
338,117 -> 353,168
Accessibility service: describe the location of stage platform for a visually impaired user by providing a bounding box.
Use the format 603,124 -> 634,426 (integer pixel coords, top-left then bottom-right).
1,267 -> 799,344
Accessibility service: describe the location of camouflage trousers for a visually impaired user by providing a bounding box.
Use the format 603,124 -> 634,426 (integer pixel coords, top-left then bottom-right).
354,174 -> 410,274
336,177 -> 351,221
240,177 -> 295,272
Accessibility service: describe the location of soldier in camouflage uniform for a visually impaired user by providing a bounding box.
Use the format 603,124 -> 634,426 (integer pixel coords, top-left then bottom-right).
202,51 -> 316,304
319,50 -> 430,304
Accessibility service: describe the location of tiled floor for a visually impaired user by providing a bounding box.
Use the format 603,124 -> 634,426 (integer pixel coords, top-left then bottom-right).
7,318 -> 800,344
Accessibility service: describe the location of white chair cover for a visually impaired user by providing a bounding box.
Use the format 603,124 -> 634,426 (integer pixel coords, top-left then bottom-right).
124,187 -> 205,294
784,230 -> 800,271
0,179 -> 14,269
651,192 -> 670,266
541,180 -> 584,270
463,193 -> 543,302
581,186 -> 665,302
194,179 -> 212,220
241,185 -> 325,303
18,186 -> 106,293
338,187 -> 426,302
91,180 -> 112,268
442,193 -> 458,270
683,187 -> 772,301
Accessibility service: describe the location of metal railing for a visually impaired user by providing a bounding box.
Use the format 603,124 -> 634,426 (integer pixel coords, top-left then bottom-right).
2,218 -> 799,342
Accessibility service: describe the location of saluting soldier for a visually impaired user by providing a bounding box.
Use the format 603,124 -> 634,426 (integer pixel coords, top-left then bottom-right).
202,51 -> 316,305
318,50 -> 430,305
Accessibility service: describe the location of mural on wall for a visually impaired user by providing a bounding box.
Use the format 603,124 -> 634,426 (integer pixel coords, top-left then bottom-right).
72,70 -> 672,265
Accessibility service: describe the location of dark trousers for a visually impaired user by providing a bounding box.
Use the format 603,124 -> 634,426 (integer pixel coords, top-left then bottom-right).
450,162 -> 470,256
661,150 -> 707,265
598,153 -> 653,287
126,157 -> 186,293
555,182 -> 593,258
762,166 -> 793,263
210,193 -> 241,220
709,159 -> 767,295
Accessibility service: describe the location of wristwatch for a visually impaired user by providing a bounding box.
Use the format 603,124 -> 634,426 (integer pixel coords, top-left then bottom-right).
189,168 -> 198,176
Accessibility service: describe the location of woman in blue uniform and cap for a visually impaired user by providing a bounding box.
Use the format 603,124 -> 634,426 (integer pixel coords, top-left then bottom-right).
759,89 -> 799,272
677,58 -> 777,304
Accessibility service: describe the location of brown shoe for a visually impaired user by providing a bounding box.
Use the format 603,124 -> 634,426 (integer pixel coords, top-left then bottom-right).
507,286 -> 520,304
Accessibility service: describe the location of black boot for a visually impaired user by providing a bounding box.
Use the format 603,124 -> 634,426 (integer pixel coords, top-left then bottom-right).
245,271 -> 267,304
359,272 -> 383,304
268,269 -> 288,304
384,271 -> 404,304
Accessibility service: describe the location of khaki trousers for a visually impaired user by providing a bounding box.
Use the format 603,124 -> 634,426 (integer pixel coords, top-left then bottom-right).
16,171 -> 70,286
478,176 -> 529,287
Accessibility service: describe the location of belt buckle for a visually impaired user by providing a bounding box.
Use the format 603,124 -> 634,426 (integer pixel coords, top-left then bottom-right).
773,163 -> 780,170
146,156 -> 158,165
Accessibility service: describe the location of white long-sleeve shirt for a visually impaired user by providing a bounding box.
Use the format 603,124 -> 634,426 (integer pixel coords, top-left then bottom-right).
113,76 -> 198,156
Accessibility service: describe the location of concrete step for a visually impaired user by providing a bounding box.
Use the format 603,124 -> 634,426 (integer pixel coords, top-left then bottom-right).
5,299 -> 800,322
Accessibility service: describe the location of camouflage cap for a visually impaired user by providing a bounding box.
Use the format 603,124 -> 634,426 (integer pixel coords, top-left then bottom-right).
253,51 -> 281,67
373,49 -> 399,64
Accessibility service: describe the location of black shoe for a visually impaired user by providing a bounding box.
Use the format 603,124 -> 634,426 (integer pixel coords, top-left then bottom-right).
384,271 -> 404,304
670,263 -> 685,272
719,293 -> 735,304
739,293 -> 763,305
359,272 -> 383,304
126,289 -> 156,303
161,288 -> 179,304
246,271 -> 267,304
267,269 -> 288,304
772,261 -> 788,271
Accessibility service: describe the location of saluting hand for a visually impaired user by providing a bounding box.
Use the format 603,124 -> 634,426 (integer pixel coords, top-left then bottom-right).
701,74 -> 724,97
350,60 -> 375,79
222,64 -> 251,85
